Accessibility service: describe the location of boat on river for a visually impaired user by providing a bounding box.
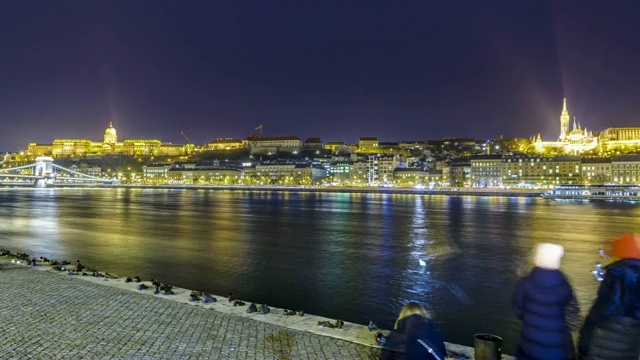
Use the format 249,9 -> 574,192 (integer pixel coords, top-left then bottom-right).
543,185 -> 640,201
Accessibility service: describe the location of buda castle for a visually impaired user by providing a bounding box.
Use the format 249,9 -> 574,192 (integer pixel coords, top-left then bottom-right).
26,123 -> 188,157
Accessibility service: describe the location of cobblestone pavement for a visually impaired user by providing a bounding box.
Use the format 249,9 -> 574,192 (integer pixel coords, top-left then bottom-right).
0,265 -> 380,360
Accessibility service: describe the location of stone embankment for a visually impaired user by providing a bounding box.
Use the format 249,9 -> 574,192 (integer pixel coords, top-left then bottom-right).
1,257 -> 513,359
0,182 -> 545,198
125,184 -> 545,198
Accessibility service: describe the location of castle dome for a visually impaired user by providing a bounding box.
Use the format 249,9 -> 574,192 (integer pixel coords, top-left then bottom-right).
104,122 -> 117,144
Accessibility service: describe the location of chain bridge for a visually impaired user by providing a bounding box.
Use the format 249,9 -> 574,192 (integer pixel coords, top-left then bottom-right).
0,157 -> 119,187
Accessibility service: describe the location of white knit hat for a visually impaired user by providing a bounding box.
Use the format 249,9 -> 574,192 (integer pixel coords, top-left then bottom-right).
534,243 -> 564,270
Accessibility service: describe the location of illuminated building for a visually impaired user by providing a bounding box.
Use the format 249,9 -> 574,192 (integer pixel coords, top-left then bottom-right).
598,128 -> 640,150
377,154 -> 407,184
533,98 -> 597,154
581,157 -> 612,184
252,163 -> 312,185
501,155 -> 581,188
611,154 -> 640,184
393,168 -> 426,187
470,155 -> 503,187
142,163 -> 173,184
303,137 -> 323,150
443,160 -> 471,187
167,167 -> 243,185
358,137 -> 379,153
242,135 -> 303,154
26,123 -> 190,158
324,141 -> 346,153
207,138 -> 243,150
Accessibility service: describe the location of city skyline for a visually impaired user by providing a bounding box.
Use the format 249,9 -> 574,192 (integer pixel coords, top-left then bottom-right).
2,1 -> 640,150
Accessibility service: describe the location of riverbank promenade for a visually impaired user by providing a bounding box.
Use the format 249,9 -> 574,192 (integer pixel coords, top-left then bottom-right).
1,259 -> 512,359
1,262 -> 384,359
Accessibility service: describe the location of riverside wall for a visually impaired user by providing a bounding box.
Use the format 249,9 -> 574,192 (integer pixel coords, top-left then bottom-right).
0,182 -> 544,198
1,256 -> 514,360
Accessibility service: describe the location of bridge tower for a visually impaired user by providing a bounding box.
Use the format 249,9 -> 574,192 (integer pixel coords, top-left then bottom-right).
34,157 -> 54,177
34,157 -> 56,187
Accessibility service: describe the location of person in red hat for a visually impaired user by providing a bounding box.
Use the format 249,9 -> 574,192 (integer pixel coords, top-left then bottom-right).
578,234 -> 640,360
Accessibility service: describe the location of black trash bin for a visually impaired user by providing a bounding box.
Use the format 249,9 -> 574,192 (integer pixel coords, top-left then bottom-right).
473,333 -> 502,360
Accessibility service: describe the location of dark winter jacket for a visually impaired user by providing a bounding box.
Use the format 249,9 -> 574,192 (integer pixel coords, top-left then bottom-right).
380,314 -> 447,360
578,258 -> 640,360
512,267 -> 576,360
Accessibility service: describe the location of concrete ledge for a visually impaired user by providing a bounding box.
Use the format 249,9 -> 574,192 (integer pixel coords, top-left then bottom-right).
3,258 -> 513,359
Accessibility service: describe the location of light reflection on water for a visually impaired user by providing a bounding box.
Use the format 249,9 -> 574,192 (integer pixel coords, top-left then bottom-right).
1,188 -> 638,353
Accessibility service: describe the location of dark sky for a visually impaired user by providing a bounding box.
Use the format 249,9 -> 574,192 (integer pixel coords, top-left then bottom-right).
1,0 -> 640,151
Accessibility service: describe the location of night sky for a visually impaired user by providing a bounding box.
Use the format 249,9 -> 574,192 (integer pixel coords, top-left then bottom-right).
1,1 -> 640,151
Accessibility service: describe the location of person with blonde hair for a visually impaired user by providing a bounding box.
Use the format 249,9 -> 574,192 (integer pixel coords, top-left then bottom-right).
380,302 -> 446,360
512,243 -> 576,360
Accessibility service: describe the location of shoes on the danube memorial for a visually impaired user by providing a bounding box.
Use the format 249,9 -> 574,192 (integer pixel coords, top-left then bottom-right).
233,300 -> 246,306
259,304 -> 270,314
247,303 -> 258,313
189,292 -> 200,302
318,321 -> 335,328
335,319 -> 344,329
137,284 -> 148,290
283,309 -> 294,316
368,321 -> 378,331
202,293 -> 216,303
164,290 -> 175,295
134,276 -> 141,283
297,310 -> 304,316
125,277 -> 132,283
228,292 -> 235,302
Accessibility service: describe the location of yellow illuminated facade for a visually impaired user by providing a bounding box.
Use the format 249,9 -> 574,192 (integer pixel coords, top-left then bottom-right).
26,123 -> 189,157
533,98 -> 597,154
207,138 -> 243,150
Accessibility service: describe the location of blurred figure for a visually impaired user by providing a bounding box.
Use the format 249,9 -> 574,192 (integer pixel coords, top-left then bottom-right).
380,302 -> 446,360
512,243 -> 576,360
578,234 -> 640,360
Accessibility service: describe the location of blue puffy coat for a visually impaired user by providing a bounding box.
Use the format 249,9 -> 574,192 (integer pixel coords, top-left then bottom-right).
578,258 -> 640,360
512,267 -> 576,360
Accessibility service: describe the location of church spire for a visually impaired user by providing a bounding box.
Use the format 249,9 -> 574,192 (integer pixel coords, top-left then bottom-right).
559,97 -> 570,140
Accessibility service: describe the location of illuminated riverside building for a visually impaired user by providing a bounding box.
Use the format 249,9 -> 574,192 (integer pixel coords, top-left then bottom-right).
501,155 -> 581,188
393,168 -> 426,187
470,154 -> 503,187
611,154 -> 640,184
582,157 -> 612,184
533,98 -> 597,154
377,154 -> 407,184
26,123 -> 190,158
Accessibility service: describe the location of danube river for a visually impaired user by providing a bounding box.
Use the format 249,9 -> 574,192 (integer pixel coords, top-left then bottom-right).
1,188 -> 638,353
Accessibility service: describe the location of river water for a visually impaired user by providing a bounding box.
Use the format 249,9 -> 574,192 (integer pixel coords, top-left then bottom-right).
1,188 -> 637,353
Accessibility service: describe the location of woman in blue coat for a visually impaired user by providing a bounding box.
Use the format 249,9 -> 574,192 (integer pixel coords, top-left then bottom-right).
512,243 -> 577,360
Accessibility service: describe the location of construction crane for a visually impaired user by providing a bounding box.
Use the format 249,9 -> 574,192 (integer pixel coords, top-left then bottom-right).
255,124 -> 263,136
180,131 -> 192,144
181,131 -> 196,154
